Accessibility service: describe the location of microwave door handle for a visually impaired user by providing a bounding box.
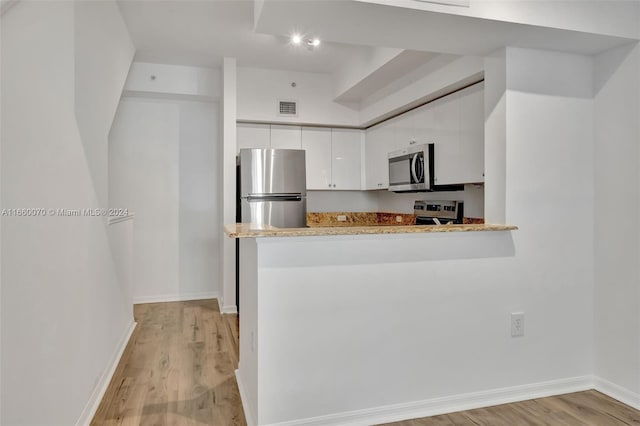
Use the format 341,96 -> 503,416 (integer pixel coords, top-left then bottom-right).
411,153 -> 419,183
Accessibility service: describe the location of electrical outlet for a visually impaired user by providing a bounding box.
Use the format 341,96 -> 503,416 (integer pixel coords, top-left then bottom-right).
511,312 -> 525,337
396,215 -> 403,223
337,215 -> 347,222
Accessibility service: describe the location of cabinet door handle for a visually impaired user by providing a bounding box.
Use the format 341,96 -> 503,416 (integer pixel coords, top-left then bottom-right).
328,184 -> 331,188
333,184 -> 336,188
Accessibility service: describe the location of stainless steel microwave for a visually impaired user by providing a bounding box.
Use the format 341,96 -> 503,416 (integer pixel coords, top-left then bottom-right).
388,144 -> 433,192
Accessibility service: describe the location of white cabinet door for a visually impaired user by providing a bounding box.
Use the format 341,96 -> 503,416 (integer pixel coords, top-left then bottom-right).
392,112 -> 415,151
413,102 -> 436,146
301,127 -> 332,190
433,83 -> 485,185
361,82 -> 485,188
271,125 -> 302,149
331,129 -> 362,190
364,124 -> 389,190
458,82 -> 485,183
393,110 -> 423,151
237,123 -> 270,154
432,92 -> 461,185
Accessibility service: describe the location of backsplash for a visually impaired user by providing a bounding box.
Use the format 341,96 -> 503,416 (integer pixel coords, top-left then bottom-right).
376,184 -> 484,217
307,191 -> 379,212
308,184 -> 484,218
307,212 -> 416,227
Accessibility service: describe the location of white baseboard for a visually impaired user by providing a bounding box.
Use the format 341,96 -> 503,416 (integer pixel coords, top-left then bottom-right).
594,376 -> 640,410
222,304 -> 238,314
262,376 -> 593,426
75,319 -> 137,426
133,291 -> 219,305
217,295 -> 238,314
236,369 -> 257,426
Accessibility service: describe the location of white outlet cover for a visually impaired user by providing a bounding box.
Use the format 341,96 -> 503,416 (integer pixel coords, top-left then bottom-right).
511,312 -> 525,337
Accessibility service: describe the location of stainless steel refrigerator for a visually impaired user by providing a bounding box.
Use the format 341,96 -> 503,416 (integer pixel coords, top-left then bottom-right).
239,148 -> 307,228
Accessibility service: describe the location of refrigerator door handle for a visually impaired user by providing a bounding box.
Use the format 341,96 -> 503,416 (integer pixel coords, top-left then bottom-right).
246,194 -> 303,202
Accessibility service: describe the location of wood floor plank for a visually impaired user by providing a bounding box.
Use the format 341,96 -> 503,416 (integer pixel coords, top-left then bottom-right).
391,411 -> 479,425
381,391 -> 640,426
539,391 -> 628,425
562,391 -> 640,425
91,300 -> 245,426
94,300 -> 640,426
507,399 -> 588,426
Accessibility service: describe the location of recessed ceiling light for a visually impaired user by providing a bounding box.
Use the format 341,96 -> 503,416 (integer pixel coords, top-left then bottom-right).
310,38 -> 321,47
291,34 -> 302,45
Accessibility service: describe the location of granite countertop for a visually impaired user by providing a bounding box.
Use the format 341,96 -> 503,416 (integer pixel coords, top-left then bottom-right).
225,223 -> 518,238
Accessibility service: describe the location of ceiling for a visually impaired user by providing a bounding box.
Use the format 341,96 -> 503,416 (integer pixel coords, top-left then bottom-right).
117,0 -> 375,74
117,0 -> 638,107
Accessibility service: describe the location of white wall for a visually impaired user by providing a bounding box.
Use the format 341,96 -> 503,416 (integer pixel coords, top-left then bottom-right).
1,2 -> 135,424
246,228 -> 588,425
358,0 -> 640,40
124,62 -> 221,100
377,184 -> 484,217
179,101 -> 221,302
74,1 -> 134,208
109,97 -> 220,303
307,191 -> 379,213
359,54 -> 483,126
222,58 -> 238,313
593,43 -> 640,399
332,46 -> 403,100
237,66 -> 360,126
238,46 -> 598,425
484,48 -> 507,224
501,44 -> 595,385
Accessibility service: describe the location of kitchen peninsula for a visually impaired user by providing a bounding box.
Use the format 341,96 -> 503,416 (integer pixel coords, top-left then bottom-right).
225,221 -> 518,425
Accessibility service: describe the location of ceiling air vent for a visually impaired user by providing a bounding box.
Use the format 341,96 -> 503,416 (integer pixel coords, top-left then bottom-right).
278,100 -> 298,117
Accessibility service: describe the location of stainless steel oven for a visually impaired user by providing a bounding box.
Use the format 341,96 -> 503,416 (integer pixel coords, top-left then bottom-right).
414,200 -> 464,225
388,144 -> 432,192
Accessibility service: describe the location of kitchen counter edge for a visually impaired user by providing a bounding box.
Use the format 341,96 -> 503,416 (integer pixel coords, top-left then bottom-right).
224,223 -> 518,238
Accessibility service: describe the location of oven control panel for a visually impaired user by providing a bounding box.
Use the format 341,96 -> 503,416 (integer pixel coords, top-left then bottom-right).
414,200 -> 463,222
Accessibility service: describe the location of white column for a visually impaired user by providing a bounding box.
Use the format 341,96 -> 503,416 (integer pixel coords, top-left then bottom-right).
221,57 -> 237,313
483,48 -> 507,225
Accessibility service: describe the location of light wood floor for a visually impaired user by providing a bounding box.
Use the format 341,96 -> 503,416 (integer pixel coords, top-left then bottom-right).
91,300 -> 245,425
92,300 -> 640,425
383,391 -> 640,425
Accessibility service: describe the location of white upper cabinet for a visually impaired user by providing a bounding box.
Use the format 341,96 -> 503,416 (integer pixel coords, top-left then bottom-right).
363,81 -> 485,188
331,129 -> 362,190
302,127 -> 363,190
457,82 -> 485,183
413,102 -> 436,147
301,127 -> 332,190
431,91 -> 462,185
271,124 -> 302,149
364,124 -> 390,190
236,123 -> 303,153
237,123 -> 270,154
391,112 -> 414,151
433,83 -> 484,185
